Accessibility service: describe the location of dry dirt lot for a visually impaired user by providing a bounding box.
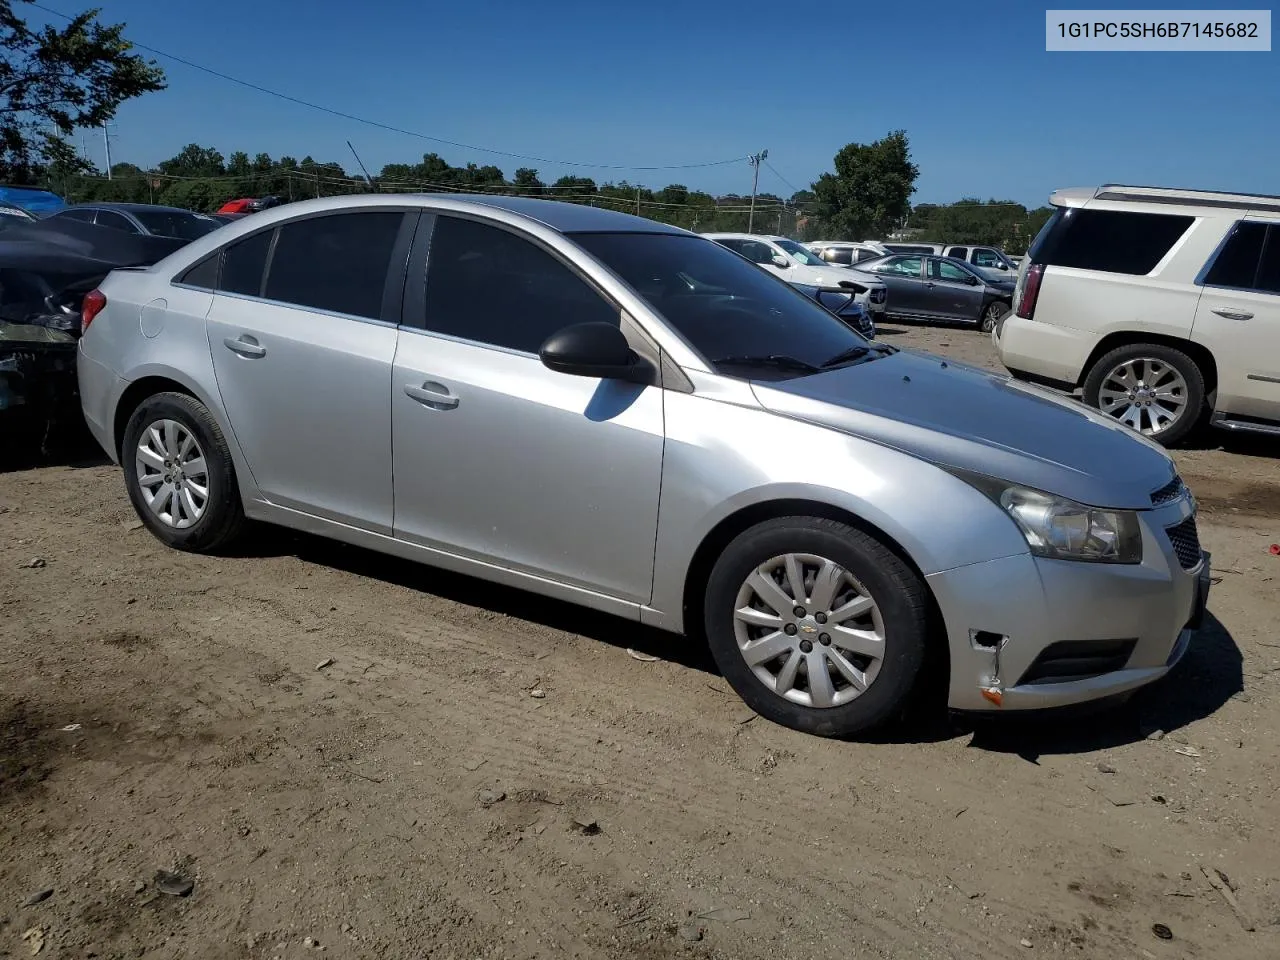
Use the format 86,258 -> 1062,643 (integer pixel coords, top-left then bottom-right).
2,324 -> 1279,960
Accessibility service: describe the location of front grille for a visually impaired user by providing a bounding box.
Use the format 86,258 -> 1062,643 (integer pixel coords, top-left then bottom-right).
1019,639 -> 1138,685
870,288 -> 887,304
1165,515 -> 1202,569
1151,476 -> 1186,506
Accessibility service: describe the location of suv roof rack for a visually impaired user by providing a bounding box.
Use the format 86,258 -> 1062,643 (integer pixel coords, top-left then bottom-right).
1093,184 -> 1280,214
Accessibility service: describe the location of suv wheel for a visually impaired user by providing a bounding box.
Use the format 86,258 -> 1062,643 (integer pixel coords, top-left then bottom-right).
121,391 -> 246,552
980,300 -> 1009,334
1082,343 -> 1205,446
703,517 -> 929,737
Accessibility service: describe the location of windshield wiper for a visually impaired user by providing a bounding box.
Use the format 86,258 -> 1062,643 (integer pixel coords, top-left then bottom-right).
820,344 -> 873,368
710,354 -> 822,374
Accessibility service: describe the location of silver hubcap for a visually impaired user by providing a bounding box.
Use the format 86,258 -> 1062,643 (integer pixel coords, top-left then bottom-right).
135,419 -> 209,529
1098,358 -> 1189,436
733,553 -> 885,709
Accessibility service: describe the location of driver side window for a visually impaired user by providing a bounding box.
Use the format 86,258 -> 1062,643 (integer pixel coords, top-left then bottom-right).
930,260 -> 971,282
973,249 -> 1001,267
737,240 -> 775,265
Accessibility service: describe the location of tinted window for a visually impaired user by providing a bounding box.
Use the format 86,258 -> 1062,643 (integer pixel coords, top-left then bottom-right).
178,254 -> 219,290
423,216 -> 618,352
821,247 -> 853,265
1203,221 -> 1266,289
1043,208 -> 1193,275
573,232 -> 869,379
734,240 -> 775,264
95,210 -> 135,232
1256,227 -> 1280,294
930,260 -> 971,282
220,230 -> 273,297
133,209 -> 222,241
947,246 -> 969,259
264,212 -> 402,319
56,208 -> 95,223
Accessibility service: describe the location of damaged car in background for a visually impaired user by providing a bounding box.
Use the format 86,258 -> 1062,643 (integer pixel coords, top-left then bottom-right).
1,219 -> 186,455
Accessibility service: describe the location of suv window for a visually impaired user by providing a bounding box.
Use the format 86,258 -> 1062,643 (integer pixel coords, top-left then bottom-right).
422,216 -> 618,353
264,212 -> 403,319
854,248 -> 881,262
947,246 -> 969,259
1040,208 -> 1193,275
1203,221 -> 1267,290
973,248 -> 1003,267
821,247 -> 854,265
734,240 -> 775,264
1258,228 -> 1280,293
220,229 -> 273,297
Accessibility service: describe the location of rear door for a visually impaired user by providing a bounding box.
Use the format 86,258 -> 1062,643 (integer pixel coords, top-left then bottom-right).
1193,219 -> 1280,422
390,214 -> 665,603
204,210 -> 416,532
868,255 -> 926,314
925,258 -> 985,320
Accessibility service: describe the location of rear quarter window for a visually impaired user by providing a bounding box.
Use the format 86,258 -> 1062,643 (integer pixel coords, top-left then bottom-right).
1037,208 -> 1193,275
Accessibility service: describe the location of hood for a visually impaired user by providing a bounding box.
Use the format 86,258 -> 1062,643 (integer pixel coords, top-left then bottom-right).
750,350 -> 1175,509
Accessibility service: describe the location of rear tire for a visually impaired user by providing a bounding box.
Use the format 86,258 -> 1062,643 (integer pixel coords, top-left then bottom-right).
121,392 -> 245,552
980,300 -> 1009,334
703,517 -> 930,737
1082,343 -> 1205,447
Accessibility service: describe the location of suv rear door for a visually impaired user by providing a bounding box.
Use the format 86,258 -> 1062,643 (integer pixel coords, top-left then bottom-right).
1193,219 -> 1280,423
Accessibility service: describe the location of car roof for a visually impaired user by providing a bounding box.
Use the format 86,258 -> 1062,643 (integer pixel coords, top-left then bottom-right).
65,202 -> 211,215
1052,184 -> 1280,216
701,232 -> 786,241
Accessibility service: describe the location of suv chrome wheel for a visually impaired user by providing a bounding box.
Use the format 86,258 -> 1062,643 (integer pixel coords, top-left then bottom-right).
733,553 -> 885,708
1097,357 -> 1189,436
135,418 -> 209,529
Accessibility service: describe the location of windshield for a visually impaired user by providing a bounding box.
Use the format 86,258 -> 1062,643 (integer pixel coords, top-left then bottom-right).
572,232 -> 870,379
132,209 -> 223,241
773,238 -> 827,266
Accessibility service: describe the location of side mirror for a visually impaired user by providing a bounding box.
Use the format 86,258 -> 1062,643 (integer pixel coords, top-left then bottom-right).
539,322 -> 654,384
966,275 -> 980,285
770,254 -> 790,268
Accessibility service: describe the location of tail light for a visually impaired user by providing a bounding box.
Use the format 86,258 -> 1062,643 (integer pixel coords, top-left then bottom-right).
1015,263 -> 1044,320
81,289 -> 107,333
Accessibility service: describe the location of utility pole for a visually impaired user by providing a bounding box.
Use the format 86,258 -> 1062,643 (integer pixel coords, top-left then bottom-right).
102,122 -> 113,179
747,149 -> 767,233
635,186 -> 640,216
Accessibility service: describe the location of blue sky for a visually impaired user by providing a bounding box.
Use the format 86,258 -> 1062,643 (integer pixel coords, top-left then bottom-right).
29,0 -> 1280,206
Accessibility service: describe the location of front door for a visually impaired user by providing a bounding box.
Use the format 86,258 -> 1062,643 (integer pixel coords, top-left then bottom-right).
1192,219 -> 1280,421
925,258 -> 986,321
204,210 -> 412,532
391,214 -> 665,603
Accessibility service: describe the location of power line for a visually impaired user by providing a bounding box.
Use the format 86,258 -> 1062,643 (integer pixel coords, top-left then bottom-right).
31,2 -> 749,173
763,159 -> 804,197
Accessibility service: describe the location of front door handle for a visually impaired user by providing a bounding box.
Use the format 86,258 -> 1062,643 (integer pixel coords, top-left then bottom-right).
1212,308 -> 1253,321
405,381 -> 459,410
224,335 -> 266,358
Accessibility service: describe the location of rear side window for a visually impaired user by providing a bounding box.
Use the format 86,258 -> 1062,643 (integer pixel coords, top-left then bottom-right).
1257,228 -> 1280,293
178,254 -> 219,290
1203,221 -> 1267,289
421,216 -> 618,353
822,247 -> 853,265
264,212 -> 403,319
947,246 -> 969,259
220,229 -> 272,297
854,248 -> 881,262
1040,208 -> 1193,275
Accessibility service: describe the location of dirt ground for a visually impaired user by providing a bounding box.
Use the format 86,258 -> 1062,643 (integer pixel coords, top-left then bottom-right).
3,323 -> 1279,960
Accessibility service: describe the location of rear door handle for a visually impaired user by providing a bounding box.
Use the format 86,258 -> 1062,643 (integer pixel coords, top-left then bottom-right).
1212,308 -> 1253,321
405,381 -> 459,410
223,335 -> 266,358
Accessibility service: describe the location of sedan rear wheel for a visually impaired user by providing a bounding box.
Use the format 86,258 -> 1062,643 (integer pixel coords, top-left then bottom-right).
704,517 -> 930,737
980,300 -> 1009,334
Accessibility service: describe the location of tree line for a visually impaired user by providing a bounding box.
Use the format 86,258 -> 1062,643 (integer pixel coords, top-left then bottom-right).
0,1 -> 1051,252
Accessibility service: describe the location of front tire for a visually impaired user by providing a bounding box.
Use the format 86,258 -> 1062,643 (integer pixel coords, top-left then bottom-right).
703,517 -> 930,737
1082,343 -> 1205,447
980,300 -> 1009,334
121,391 -> 245,552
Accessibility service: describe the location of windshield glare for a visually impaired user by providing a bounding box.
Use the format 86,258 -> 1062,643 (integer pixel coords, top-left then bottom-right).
133,210 -> 223,241
773,238 -> 827,266
573,232 -> 868,378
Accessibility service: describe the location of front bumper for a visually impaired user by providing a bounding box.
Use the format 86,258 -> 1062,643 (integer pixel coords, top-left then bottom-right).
929,501 -> 1209,712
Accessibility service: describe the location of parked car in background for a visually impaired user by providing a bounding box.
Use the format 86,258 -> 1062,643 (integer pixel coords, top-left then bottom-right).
218,196 -> 283,216
881,242 -> 946,255
996,184 -> 1280,446
858,253 -> 1014,331
940,244 -> 1021,281
0,185 -> 66,217
805,240 -> 890,265
704,233 -> 888,319
48,203 -> 225,242
77,194 -> 1209,737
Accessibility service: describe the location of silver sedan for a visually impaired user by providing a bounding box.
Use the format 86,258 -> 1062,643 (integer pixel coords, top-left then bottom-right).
77,194 -> 1210,737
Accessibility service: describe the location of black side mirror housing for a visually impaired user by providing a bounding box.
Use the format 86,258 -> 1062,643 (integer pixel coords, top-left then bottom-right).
539,322 -> 654,384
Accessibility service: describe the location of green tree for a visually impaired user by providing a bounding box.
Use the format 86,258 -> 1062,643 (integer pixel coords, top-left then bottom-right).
0,1 -> 164,181
158,143 -> 225,178
812,130 -> 918,239
512,166 -> 542,195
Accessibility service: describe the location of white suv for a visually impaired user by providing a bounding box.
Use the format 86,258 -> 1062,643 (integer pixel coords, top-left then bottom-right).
995,184 -> 1280,446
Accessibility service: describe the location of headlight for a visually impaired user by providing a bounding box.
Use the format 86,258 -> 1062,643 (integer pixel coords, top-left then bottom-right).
954,472 -> 1143,564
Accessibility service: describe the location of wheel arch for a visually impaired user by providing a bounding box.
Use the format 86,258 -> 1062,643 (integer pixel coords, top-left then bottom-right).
679,499 -> 949,685
1078,333 -> 1218,399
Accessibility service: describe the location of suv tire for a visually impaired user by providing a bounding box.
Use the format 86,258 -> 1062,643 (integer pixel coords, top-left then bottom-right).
121,391 -> 246,552
703,516 -> 929,737
1082,343 -> 1205,447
